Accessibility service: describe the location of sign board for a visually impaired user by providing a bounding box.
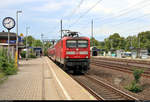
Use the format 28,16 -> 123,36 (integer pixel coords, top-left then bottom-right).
20,33 -> 24,37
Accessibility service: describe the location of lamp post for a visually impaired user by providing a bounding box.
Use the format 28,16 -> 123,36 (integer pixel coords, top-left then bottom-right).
16,10 -> 22,65
26,27 -> 30,60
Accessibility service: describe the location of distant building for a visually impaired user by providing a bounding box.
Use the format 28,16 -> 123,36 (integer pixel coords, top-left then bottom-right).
33,47 -> 42,57
90,46 -> 99,56
0,31 -> 24,59
131,48 -> 148,59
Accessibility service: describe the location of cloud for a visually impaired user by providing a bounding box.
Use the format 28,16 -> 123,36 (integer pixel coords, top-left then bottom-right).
32,0 -> 76,12
34,18 -> 60,23
0,0 -> 39,8
1,0 -> 150,41
79,0 -> 114,15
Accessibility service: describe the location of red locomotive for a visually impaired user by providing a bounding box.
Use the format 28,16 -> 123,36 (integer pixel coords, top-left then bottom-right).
48,31 -> 90,73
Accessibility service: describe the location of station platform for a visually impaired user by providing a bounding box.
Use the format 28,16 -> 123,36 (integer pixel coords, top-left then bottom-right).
0,57 -> 96,100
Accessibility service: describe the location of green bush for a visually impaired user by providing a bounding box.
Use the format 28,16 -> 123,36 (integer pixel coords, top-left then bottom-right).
20,51 -> 26,58
29,53 -> 36,58
0,58 -> 17,75
4,67 -> 17,75
0,48 -> 17,75
125,68 -> 144,93
0,56 -> 9,71
0,72 -> 5,79
133,68 -> 144,83
125,81 -> 143,93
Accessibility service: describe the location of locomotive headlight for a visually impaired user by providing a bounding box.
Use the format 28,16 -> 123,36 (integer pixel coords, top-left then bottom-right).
86,56 -> 89,58
66,56 -> 69,58
79,51 -> 88,54
66,51 -> 75,55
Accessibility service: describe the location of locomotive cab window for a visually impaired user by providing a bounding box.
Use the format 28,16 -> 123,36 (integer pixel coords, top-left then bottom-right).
78,40 -> 88,48
66,40 -> 76,48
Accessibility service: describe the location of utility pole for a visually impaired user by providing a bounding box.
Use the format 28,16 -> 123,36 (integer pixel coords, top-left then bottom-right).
130,37 -> 133,49
61,19 -> 62,39
138,35 -> 141,58
91,19 -> 93,46
138,36 -> 140,49
41,34 -> 44,56
131,37 -> 132,48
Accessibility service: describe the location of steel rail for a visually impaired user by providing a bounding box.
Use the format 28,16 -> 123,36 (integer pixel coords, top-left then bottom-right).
92,57 -> 150,65
72,76 -> 105,100
91,58 -> 150,69
91,60 -> 150,78
86,75 -> 139,100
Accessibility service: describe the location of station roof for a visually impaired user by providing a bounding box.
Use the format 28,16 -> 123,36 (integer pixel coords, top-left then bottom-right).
0,32 -> 24,47
0,32 -> 20,40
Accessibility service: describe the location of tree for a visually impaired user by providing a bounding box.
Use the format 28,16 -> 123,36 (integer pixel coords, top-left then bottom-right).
90,37 -> 100,47
23,36 -> 35,47
33,40 -> 42,47
138,31 -> 150,51
44,42 -> 52,56
125,36 -> 138,51
104,33 -> 126,51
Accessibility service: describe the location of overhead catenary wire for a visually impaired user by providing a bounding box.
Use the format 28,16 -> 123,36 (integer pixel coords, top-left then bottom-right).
48,0 -> 150,41
67,0 -> 84,21
95,0 -> 150,23
68,0 -> 103,29
46,0 -> 84,38
93,0 -> 150,36
91,0 -> 150,32
111,13 -> 150,29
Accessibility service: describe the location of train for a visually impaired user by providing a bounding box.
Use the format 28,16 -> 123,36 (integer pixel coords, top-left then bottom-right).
47,31 -> 90,74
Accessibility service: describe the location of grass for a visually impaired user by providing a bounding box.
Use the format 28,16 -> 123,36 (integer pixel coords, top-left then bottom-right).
0,72 -> 8,84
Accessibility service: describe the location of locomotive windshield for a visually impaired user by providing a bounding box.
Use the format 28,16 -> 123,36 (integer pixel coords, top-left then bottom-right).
78,40 -> 88,48
66,40 -> 76,48
66,40 -> 88,48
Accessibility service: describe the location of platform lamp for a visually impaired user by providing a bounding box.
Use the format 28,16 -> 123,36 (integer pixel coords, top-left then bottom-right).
26,27 -> 30,60
16,10 -> 22,66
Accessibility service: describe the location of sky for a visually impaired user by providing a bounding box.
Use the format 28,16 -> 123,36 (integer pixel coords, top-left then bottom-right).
0,0 -> 150,41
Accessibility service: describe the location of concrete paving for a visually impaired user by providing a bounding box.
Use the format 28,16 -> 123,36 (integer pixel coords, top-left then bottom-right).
0,57 -> 96,100
0,57 -> 61,100
45,57 -> 96,100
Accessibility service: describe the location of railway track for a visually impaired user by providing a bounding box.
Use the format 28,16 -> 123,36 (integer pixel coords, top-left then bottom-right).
92,57 -> 150,68
91,59 -> 150,78
72,75 -> 139,100
48,57 -> 139,100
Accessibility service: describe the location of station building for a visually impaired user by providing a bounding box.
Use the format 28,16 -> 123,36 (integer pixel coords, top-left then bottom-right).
0,31 -> 24,59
